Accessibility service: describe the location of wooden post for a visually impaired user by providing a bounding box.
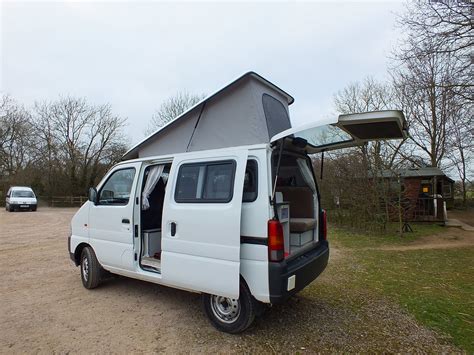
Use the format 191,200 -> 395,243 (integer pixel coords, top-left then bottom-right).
398,174 -> 403,237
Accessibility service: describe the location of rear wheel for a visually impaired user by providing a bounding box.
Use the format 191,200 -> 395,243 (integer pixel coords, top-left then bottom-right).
202,281 -> 256,334
80,247 -> 101,289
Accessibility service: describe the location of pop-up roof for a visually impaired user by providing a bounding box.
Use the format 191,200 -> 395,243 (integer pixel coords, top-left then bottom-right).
123,72 -> 295,160
124,72 -> 408,160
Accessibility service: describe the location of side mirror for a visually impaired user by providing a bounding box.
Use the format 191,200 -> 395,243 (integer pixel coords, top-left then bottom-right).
88,187 -> 98,205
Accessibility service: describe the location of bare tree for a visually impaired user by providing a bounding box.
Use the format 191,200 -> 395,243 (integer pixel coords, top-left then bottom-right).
392,46 -> 461,168
446,106 -> 473,207
79,103 -> 128,189
392,1 -> 473,204
32,101 -> 61,198
0,95 -> 34,179
334,77 -> 409,170
33,97 -> 128,196
332,78 -> 410,232
397,1 -> 472,61
396,0 -> 472,104
391,0 -> 473,168
146,91 -> 205,135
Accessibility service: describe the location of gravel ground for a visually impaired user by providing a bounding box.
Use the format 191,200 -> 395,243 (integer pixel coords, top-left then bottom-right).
0,208 -> 458,353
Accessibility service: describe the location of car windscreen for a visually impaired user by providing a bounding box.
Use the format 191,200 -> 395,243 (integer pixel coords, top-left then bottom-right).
295,124 -> 352,149
12,190 -> 35,198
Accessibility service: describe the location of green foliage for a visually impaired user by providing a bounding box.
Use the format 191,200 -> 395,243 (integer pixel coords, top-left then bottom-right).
331,226 -> 474,352
331,223 -> 444,248
358,248 -> 474,352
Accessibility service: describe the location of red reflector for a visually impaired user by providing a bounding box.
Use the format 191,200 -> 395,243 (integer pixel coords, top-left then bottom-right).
268,219 -> 284,262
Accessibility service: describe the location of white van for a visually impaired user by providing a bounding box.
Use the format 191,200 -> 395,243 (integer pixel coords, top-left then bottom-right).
69,73 -> 407,333
6,186 -> 38,212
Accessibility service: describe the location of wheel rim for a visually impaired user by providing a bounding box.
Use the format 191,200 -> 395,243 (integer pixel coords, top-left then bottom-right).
82,257 -> 89,282
210,295 -> 241,323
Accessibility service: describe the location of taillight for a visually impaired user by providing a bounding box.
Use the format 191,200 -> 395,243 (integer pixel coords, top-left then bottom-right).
268,219 -> 284,262
321,209 -> 327,241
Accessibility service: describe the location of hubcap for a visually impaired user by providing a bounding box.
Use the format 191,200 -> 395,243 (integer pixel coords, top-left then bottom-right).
210,295 -> 240,323
82,257 -> 89,282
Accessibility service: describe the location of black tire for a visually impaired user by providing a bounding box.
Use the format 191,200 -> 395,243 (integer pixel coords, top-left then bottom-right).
80,247 -> 101,289
8,205 -> 13,212
31,206 -> 37,212
202,281 -> 256,334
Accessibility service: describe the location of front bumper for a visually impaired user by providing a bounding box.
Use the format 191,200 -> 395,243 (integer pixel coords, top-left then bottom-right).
10,203 -> 37,210
68,235 -> 78,265
269,240 -> 329,304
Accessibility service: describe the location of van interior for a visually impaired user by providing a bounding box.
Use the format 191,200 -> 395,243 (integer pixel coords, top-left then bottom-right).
139,164 -> 171,273
274,152 -> 318,257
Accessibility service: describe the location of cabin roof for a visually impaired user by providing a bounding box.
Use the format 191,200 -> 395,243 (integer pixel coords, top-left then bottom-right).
379,167 -> 455,182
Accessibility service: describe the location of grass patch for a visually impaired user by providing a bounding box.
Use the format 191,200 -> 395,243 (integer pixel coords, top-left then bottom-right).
330,223 -> 444,249
332,227 -> 474,352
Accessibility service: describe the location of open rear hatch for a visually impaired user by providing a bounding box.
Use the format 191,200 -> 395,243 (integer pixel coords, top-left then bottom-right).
271,110 -> 408,153
270,110 -> 407,259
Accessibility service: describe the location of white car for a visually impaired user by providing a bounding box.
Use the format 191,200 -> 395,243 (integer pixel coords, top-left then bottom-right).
68,73 -> 407,333
6,186 -> 38,212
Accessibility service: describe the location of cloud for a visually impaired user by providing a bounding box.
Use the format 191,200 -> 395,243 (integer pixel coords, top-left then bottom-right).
1,1 -> 404,144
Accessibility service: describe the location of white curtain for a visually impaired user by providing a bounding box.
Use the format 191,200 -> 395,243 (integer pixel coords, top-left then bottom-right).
297,158 -> 316,192
142,165 -> 165,210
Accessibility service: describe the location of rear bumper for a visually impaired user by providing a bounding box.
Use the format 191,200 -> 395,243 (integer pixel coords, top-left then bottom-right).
269,240 -> 329,304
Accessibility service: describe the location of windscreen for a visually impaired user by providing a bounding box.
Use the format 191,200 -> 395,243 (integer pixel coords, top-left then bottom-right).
295,124 -> 352,148
12,190 -> 35,198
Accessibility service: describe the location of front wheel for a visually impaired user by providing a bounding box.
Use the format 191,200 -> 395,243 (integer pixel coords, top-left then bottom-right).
80,247 -> 101,289
202,282 -> 256,334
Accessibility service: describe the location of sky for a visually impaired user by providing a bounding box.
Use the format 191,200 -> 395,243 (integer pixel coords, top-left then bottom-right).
1,0 -> 405,147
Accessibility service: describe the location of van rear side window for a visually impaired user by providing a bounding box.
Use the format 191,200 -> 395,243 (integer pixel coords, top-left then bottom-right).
243,160 -> 258,202
175,161 -> 236,203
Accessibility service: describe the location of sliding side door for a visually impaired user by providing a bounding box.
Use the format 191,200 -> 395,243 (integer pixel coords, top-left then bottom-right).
161,149 -> 248,298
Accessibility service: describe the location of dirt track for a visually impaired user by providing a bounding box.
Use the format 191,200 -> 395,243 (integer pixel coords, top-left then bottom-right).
0,208 -> 458,353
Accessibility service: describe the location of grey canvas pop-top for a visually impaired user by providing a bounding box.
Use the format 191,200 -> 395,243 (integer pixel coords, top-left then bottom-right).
124,72 -> 407,160
123,72 -> 295,160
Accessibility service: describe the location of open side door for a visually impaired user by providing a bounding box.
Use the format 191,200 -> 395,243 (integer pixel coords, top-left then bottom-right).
271,110 -> 408,153
161,149 -> 248,298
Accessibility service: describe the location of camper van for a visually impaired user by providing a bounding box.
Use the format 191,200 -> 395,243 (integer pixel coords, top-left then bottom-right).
68,72 -> 407,333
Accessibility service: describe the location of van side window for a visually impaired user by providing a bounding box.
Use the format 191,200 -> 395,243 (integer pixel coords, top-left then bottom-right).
175,161 -> 235,203
262,94 -> 291,138
98,168 -> 136,205
243,160 -> 258,202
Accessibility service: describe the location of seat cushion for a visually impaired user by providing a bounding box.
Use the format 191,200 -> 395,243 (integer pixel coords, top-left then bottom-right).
276,186 -> 314,218
290,218 -> 316,233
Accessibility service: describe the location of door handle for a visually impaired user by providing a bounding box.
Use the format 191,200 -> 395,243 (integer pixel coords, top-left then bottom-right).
170,222 -> 176,236
122,218 -> 130,224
